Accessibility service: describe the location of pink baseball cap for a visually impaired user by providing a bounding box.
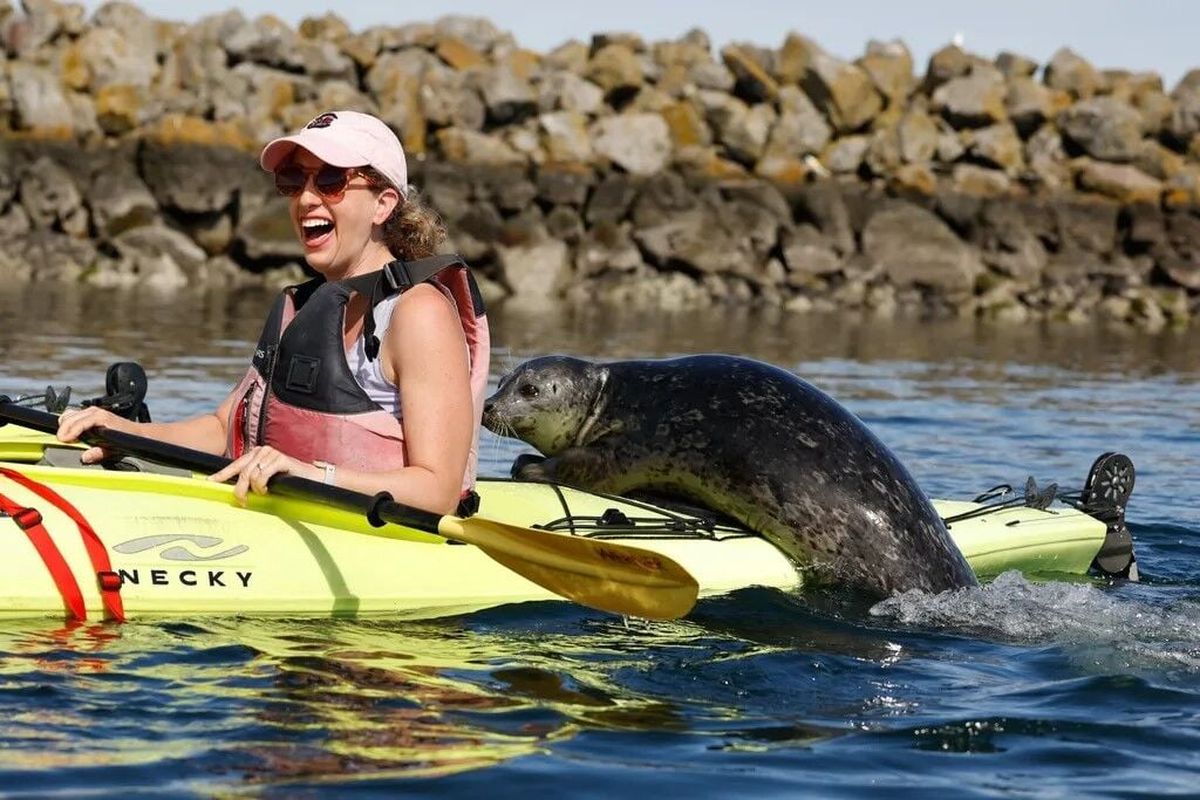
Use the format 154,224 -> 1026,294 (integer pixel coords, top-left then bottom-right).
259,110 -> 408,194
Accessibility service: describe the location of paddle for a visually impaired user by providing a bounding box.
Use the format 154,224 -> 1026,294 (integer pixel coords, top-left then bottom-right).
0,400 -> 699,619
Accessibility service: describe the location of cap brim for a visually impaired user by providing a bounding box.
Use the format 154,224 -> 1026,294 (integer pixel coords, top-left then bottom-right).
259,132 -> 366,172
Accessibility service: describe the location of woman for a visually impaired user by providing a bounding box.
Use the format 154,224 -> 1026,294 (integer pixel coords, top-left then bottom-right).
57,111 -> 490,515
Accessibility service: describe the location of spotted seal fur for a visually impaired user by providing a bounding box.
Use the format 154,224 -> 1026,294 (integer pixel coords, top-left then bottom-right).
482,354 -> 978,597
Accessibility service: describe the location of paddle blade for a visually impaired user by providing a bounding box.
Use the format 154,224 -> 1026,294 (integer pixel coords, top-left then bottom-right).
441,517 -> 699,620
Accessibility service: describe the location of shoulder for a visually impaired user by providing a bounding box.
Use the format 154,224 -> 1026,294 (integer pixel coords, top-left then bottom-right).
383,282 -> 466,354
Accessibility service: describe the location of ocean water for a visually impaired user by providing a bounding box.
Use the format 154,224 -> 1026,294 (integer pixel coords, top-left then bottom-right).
0,286 -> 1198,797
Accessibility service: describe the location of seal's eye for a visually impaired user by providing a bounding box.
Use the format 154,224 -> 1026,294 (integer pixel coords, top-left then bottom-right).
518,383 -> 539,399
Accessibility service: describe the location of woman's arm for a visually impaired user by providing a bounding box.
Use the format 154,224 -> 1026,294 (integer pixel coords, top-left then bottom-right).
57,383 -> 239,462
210,284 -> 475,514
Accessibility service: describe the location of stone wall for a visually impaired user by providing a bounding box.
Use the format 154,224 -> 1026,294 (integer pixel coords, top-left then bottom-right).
2,0 -> 1199,327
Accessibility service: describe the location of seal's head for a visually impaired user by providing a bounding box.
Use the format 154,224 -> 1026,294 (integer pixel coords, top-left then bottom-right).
483,356 -> 606,455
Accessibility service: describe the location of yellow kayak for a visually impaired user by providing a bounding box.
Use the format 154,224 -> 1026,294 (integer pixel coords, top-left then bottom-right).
0,420 -> 1134,621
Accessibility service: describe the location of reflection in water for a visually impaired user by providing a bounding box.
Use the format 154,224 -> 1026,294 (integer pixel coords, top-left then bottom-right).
4,286 -> 1200,391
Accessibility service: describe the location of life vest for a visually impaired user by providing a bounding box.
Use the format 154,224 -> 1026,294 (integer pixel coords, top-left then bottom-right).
226,255 -> 490,492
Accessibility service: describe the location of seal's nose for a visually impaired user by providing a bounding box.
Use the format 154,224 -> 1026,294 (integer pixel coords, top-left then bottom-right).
482,397 -> 495,419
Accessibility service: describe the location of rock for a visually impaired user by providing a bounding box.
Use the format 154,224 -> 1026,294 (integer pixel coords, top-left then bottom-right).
105,224 -> 204,288
69,26 -> 157,90
922,44 -> 994,92
1044,48 -> 1101,100
497,237 -> 571,300
995,51 -> 1037,79
975,199 -> 1046,280
433,15 -> 503,53
794,181 -> 856,255
1055,199 -> 1118,254
179,211 -> 234,256
781,223 -> 842,278
538,72 -> 604,114
634,207 -> 755,276
436,127 -> 524,165
822,135 -> 869,174
536,163 -> 594,206
857,39 -> 914,106
660,99 -> 711,149
0,204 -> 31,240
802,44 -> 882,133
952,163 -> 1012,196
775,32 -> 818,84
1076,160 -> 1163,205
434,35 -> 486,70
475,63 -> 536,125
889,163 -> 937,196
764,86 -> 832,157
897,109 -> 939,163
18,156 -> 87,236
18,230 -> 97,282
721,44 -> 778,103
88,158 -> 157,235
1133,140 -> 1185,180
862,203 -> 984,292
1025,126 -> 1071,189
1134,88 -> 1173,136
715,100 -> 775,165
1058,97 -> 1144,161
1006,77 -> 1057,137
297,11 -> 350,41
538,111 -> 593,162
545,204 -> 584,242
630,171 -> 697,227
585,43 -> 643,96
931,72 -> 1007,128
421,67 -> 486,131
8,62 -> 74,132
590,113 -> 671,175
235,195 -> 302,263
965,123 -> 1024,173
138,140 -> 248,215
575,220 -> 644,276
537,38 -> 584,73
585,173 -> 639,224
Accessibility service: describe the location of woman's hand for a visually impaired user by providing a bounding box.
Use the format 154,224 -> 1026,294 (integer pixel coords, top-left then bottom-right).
208,445 -> 323,504
56,406 -> 134,464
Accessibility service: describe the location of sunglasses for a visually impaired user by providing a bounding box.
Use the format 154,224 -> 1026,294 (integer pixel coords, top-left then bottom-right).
274,165 -> 365,201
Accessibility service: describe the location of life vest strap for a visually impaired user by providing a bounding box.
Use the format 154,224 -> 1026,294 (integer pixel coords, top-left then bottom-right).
0,467 -> 125,622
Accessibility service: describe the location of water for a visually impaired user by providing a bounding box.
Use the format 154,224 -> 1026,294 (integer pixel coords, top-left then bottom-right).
1,285 -> 1198,797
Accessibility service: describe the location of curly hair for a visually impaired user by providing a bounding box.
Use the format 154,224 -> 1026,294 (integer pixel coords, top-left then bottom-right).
360,166 -> 447,261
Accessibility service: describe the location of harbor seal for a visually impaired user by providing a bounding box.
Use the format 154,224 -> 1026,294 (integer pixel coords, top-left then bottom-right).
482,354 -> 978,598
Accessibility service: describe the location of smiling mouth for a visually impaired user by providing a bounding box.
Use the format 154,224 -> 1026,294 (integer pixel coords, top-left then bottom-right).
301,219 -> 334,244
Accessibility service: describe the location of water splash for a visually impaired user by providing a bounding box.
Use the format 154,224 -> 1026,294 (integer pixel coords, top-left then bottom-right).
871,571 -> 1200,673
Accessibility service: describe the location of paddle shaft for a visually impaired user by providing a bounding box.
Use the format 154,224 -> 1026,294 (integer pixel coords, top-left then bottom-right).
0,400 -> 445,533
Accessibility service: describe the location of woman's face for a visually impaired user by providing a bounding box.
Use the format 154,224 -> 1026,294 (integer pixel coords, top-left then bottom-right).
284,148 -> 396,278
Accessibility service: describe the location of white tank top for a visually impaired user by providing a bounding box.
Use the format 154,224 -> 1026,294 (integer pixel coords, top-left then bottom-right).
346,294 -> 403,418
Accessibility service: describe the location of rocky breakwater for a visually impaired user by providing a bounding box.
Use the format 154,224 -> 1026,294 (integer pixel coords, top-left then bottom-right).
1,0 -> 1199,327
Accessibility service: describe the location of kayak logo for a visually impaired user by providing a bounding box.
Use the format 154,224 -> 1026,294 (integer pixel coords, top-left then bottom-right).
112,534 -> 248,562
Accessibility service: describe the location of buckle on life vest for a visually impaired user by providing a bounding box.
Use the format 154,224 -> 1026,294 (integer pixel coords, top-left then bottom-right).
383,260 -> 414,291
11,507 -> 43,530
97,571 -> 123,591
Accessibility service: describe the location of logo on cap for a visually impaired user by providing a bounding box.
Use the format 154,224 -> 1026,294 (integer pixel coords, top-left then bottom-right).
306,112 -> 338,129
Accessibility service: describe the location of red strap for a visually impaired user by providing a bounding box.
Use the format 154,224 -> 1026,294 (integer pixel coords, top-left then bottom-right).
0,493 -> 88,621
0,467 -> 125,622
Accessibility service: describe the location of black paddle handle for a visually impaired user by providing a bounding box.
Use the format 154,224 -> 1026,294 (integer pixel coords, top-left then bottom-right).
0,401 -> 443,534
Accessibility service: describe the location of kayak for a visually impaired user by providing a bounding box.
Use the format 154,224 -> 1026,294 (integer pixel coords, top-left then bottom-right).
0,420 -> 1136,622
